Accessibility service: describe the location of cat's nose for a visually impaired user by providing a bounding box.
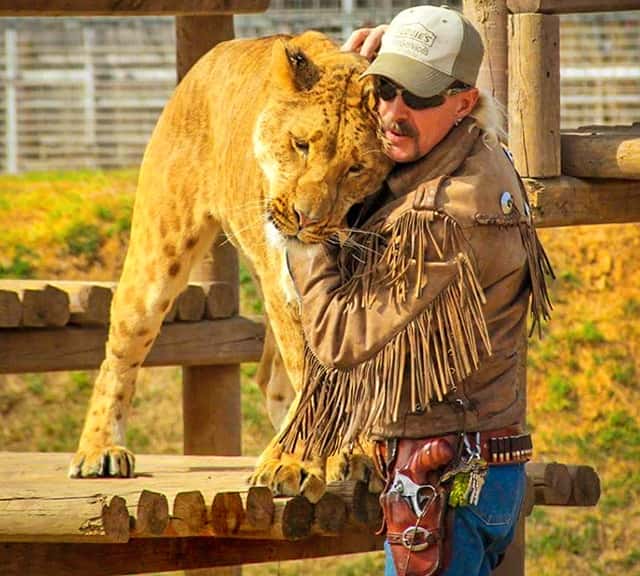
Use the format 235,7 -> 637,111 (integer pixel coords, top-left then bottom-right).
294,207 -> 319,230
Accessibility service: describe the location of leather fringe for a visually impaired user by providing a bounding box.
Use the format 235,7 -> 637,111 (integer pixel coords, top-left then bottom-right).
277,248 -> 491,459
519,216 -> 555,338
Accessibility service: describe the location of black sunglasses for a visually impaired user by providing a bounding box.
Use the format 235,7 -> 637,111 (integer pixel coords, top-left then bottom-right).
375,77 -> 446,110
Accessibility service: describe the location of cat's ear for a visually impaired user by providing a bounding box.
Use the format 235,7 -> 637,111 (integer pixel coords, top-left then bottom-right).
271,38 -> 320,92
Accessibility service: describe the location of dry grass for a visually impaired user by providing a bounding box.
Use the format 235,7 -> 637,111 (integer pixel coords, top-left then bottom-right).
0,171 -> 638,575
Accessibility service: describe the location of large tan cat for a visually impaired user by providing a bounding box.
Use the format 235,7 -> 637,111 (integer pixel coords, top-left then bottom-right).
69,31 -> 392,502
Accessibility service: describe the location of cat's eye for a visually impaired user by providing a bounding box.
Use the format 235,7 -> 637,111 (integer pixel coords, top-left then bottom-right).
348,164 -> 364,175
291,137 -> 309,156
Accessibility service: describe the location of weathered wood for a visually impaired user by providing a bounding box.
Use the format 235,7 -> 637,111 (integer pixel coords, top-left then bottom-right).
526,461 -> 572,506
0,491 -> 130,544
507,0 -> 640,14
172,491 -> 208,536
0,1 -> 270,16
0,453 -> 602,550
0,289 -> 21,327
0,533 -> 385,576
204,282 -> 237,319
525,175 -> 640,228
11,281 -> 115,326
135,490 -> 170,536
462,0 -> 509,108
243,486 -> 274,531
183,365 -> 243,455
175,284 -> 207,322
313,491 -> 348,535
0,280 -> 238,326
567,465 -> 600,506
2,282 -> 71,327
276,495 -> 314,541
508,13 -> 560,177
561,129 -> 640,180
211,492 -> 245,535
0,317 -> 264,374
522,473 -> 536,517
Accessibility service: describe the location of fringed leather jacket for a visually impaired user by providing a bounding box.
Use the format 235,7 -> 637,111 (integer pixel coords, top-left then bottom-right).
279,119 -> 552,458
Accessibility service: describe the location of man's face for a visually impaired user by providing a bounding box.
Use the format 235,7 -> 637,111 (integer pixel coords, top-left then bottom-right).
377,81 -> 477,163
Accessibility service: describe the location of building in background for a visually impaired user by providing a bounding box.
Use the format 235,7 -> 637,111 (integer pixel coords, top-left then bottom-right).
0,2 -> 638,173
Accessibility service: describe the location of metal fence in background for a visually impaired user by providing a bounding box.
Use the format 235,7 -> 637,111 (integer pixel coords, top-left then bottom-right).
0,5 -> 637,174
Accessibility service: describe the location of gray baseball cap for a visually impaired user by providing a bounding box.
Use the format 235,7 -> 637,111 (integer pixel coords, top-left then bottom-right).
363,5 -> 484,98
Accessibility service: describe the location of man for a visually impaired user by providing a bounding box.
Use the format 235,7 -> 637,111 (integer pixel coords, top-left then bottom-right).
278,6 -> 553,575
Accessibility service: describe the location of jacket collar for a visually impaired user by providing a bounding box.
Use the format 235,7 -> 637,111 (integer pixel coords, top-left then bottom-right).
386,118 -> 481,199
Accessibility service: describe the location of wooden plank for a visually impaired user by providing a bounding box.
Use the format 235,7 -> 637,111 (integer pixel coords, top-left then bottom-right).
507,0 -> 640,14
0,453 -> 370,543
561,129 -> 640,180
525,175 -> 640,227
0,316 -> 264,374
0,1 -> 270,16
508,13 -> 560,177
0,533 -> 385,576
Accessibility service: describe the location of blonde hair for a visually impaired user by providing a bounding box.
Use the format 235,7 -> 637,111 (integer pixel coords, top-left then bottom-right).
469,90 -> 507,144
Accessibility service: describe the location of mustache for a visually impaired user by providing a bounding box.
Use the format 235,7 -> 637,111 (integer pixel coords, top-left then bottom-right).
382,119 -> 417,138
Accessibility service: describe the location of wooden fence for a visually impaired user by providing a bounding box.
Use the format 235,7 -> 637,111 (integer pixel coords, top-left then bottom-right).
0,7 -> 638,173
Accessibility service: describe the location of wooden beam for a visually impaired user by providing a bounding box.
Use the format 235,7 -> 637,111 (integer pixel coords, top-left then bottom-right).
507,0 -> 640,14
1,533 -> 385,576
0,316 -> 264,374
0,289 -> 21,327
0,1 -> 269,16
462,0 -> 509,109
508,13 -> 561,177
0,493 -> 130,544
525,462 -> 571,506
525,175 -> 640,228
0,281 -> 238,327
561,129 -> 640,180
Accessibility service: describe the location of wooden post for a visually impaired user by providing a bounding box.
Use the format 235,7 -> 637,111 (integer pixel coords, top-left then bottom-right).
176,15 -> 241,576
462,0 -> 509,109
508,12 -> 561,177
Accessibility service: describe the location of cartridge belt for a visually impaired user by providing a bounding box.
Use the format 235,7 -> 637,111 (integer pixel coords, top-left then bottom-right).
475,427 -> 533,465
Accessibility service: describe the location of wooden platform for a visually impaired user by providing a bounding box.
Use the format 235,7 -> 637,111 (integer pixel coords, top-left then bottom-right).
0,452 -> 600,575
0,452 -> 384,575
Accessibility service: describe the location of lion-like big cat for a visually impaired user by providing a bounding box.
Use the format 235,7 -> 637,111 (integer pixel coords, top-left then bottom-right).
69,30 -> 392,501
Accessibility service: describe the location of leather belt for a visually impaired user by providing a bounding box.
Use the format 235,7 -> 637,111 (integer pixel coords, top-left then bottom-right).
377,426 -> 533,470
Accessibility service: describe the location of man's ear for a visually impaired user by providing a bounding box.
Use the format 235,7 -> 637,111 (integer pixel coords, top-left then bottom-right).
271,39 -> 320,92
455,87 -> 480,119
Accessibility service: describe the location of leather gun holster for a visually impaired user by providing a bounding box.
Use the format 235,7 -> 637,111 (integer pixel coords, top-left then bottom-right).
377,437 -> 457,576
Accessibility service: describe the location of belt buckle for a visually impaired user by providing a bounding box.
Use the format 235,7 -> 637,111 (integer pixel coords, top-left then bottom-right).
401,526 -> 432,552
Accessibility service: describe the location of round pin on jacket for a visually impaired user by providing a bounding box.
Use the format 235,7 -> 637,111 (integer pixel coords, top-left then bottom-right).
500,191 -> 514,215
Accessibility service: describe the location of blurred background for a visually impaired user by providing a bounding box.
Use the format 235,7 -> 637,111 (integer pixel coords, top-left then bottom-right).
0,2 -> 638,575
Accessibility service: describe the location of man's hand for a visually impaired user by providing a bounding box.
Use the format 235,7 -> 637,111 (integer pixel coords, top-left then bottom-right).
341,25 -> 388,61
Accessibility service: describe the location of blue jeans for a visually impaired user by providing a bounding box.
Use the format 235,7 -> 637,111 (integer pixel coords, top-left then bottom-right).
384,464 -> 525,576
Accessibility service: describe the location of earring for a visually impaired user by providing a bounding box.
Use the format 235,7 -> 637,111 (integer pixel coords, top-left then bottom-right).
455,117 -> 462,126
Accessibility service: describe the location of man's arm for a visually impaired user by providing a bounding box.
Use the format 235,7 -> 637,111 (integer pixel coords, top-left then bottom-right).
286,229 -> 472,370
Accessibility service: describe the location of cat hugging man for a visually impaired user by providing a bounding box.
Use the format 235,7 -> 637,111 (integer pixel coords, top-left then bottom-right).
277,5 -> 553,576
